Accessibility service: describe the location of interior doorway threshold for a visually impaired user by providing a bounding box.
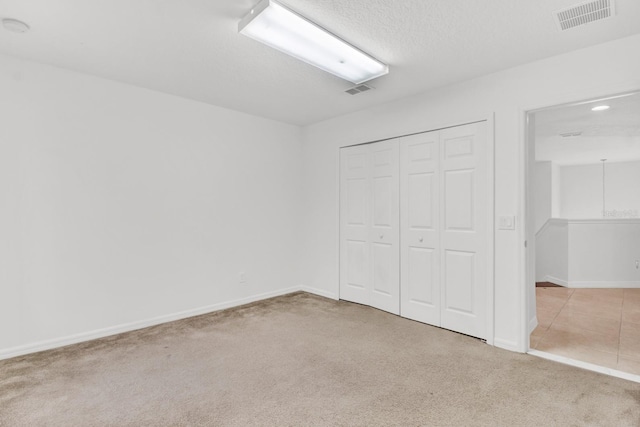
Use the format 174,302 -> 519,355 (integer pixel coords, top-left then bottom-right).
528,349 -> 640,384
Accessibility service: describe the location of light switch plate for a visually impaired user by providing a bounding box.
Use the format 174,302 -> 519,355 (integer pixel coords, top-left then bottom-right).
498,216 -> 516,230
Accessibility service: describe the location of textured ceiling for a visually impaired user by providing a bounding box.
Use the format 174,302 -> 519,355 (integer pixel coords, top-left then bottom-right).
1,0 -> 640,125
535,92 -> 640,165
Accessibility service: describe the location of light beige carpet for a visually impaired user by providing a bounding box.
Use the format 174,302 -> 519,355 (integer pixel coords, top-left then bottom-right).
1,292 -> 639,426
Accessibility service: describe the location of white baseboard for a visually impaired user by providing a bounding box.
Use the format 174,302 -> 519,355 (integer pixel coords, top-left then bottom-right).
566,281 -> 640,289
0,286 -> 302,361
543,276 -> 640,289
300,286 -> 339,300
544,276 -> 569,287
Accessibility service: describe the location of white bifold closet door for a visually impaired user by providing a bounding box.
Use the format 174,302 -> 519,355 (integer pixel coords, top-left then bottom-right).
399,131 -> 441,326
340,121 -> 487,339
440,122 -> 487,339
339,140 -> 400,315
400,122 -> 487,339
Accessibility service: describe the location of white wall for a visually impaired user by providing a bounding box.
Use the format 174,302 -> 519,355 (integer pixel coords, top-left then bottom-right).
551,162 -> 561,218
535,219 -> 568,285
534,161 -> 552,233
603,161 -> 640,217
569,220 -> 640,286
302,34 -> 640,352
560,163 -> 604,218
537,219 -> 640,287
3,36 -> 640,359
560,161 -> 640,219
0,54 -> 303,357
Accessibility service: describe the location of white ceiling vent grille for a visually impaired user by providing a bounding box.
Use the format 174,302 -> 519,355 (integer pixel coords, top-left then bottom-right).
554,0 -> 615,31
345,84 -> 373,95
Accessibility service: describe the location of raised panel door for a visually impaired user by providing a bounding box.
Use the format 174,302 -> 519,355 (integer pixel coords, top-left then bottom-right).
369,140 -> 400,315
440,122 -> 487,339
340,145 -> 370,306
400,132 -> 441,325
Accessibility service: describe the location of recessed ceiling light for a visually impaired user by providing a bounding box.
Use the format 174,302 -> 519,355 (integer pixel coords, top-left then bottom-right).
2,18 -> 30,33
591,105 -> 610,111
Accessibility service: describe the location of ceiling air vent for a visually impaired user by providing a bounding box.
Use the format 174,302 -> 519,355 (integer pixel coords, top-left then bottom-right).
554,0 -> 615,31
345,84 -> 373,95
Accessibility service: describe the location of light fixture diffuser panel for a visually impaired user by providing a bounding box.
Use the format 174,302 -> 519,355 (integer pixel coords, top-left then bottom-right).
239,0 -> 388,84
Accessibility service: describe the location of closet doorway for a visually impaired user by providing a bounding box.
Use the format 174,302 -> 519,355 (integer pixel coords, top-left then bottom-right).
339,121 -> 492,340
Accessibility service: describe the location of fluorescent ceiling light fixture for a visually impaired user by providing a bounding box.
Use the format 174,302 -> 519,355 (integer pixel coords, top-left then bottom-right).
591,105 -> 610,111
238,0 -> 389,84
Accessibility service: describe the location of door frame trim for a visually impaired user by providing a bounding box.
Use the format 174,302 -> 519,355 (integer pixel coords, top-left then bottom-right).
518,84 -> 640,354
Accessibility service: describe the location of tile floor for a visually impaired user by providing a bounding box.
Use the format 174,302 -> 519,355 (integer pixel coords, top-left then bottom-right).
531,287 -> 640,375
